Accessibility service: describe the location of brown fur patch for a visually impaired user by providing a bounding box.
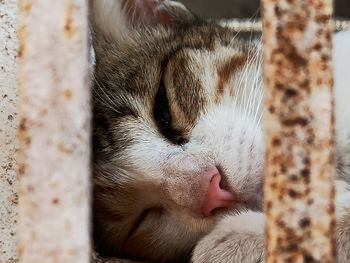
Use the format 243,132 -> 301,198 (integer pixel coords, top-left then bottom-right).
165,50 -> 207,133
216,54 -> 247,102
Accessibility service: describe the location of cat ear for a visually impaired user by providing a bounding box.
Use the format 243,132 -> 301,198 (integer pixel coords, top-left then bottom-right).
90,0 -> 195,40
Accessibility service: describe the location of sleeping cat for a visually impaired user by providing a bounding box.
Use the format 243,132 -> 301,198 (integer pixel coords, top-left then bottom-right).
90,0 -> 350,262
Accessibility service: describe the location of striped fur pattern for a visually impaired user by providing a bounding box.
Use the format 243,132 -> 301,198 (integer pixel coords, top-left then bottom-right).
90,1 -> 350,262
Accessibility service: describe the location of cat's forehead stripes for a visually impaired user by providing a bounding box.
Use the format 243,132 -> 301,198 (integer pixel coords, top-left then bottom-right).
216,53 -> 248,102
165,49 -> 207,131
163,43 -> 250,133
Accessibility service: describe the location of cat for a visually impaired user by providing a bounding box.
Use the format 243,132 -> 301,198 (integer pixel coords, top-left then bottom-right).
90,0 -> 350,262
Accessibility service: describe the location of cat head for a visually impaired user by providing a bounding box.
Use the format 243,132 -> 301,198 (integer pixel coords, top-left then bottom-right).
91,0 -> 264,261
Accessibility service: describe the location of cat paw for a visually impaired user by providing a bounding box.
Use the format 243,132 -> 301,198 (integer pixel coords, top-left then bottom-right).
192,211 -> 265,263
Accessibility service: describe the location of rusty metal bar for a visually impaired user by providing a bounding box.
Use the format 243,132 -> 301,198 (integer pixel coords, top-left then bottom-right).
262,0 -> 336,262
18,1 -> 91,263
222,19 -> 350,32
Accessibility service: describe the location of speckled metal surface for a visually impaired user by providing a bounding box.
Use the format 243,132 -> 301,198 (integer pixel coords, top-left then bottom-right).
17,0 -> 91,262
222,18 -> 350,32
262,0 -> 336,262
0,0 -> 19,262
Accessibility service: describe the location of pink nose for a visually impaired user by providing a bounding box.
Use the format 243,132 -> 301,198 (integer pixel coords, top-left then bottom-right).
200,167 -> 235,216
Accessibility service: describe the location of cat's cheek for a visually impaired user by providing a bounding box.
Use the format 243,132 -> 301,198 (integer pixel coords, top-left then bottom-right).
335,180 -> 350,218
192,211 -> 265,263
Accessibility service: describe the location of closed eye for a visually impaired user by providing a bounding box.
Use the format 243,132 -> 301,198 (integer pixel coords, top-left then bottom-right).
126,207 -> 164,240
154,81 -> 171,129
153,80 -> 188,145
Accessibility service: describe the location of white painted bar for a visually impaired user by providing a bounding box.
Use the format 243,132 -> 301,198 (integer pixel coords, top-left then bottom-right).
18,1 -> 91,262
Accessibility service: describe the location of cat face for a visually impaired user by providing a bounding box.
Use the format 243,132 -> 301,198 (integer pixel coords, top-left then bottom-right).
91,0 -> 264,261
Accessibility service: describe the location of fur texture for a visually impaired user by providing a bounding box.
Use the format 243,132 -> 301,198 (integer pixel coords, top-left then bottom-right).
90,1 -> 350,262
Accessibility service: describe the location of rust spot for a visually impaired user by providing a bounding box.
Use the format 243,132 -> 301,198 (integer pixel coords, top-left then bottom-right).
303,157 -> 311,166
272,137 -> 281,146
275,82 -> 284,91
328,203 -> 335,214
303,254 -> 316,263
20,0 -> 32,13
18,243 -> 24,256
269,105 -> 276,113
63,89 -> 74,100
307,198 -> 314,205
58,143 -> 73,154
64,0 -> 76,38
18,163 -> 26,176
300,79 -> 310,89
266,201 -> 272,211
52,198 -> 60,205
284,88 -> 298,99
18,26 -> 27,59
306,134 -> 315,144
274,6 -> 282,16
288,189 -> 299,198
285,242 -> 299,253
315,14 -> 331,24
19,118 -> 27,132
300,168 -> 310,178
299,218 -> 311,228
270,182 -> 277,190
280,165 -> 287,173
19,117 -> 30,147
281,117 -> 309,127
39,108 -> 48,116
25,136 -> 31,145
313,43 -> 322,51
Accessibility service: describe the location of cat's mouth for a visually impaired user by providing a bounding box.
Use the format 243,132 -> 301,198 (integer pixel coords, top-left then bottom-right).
216,165 -> 231,191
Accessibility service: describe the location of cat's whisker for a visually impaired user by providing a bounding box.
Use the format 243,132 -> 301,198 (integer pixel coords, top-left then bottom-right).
93,76 -> 123,115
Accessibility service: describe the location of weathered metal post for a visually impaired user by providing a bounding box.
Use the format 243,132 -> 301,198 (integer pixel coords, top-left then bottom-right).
0,0 -> 19,262
18,1 -> 91,263
262,0 -> 336,262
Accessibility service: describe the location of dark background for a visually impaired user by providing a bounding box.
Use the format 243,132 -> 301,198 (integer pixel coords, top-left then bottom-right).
178,0 -> 350,19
